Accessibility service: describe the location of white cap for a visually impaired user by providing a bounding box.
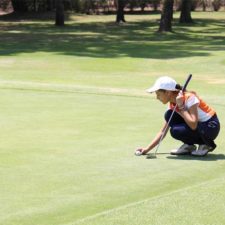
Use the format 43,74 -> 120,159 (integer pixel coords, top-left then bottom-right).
146,76 -> 177,93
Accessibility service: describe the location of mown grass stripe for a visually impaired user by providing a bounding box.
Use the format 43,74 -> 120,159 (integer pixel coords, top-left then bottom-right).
69,175 -> 225,225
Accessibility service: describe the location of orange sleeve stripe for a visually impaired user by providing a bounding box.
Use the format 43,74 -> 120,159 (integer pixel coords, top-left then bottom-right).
169,93 -> 216,117
185,93 -> 216,116
198,98 -> 215,116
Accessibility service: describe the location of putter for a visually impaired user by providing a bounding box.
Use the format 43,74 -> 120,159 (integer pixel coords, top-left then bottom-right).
147,74 -> 192,159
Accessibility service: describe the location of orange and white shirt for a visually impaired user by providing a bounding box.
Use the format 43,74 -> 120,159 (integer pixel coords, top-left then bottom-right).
169,92 -> 216,122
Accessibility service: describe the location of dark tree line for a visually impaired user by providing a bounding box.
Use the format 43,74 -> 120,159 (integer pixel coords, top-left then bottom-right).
116,0 -> 193,31
2,0 -> 224,30
52,0 -> 193,30
8,0 -> 225,13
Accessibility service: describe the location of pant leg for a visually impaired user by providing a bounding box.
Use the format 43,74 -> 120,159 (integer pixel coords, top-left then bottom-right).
164,110 -> 204,145
170,123 -> 204,145
164,109 -> 186,127
165,110 -> 220,147
197,114 -> 220,148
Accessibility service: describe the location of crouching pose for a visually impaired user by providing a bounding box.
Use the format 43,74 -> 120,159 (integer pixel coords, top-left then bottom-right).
137,76 -> 220,156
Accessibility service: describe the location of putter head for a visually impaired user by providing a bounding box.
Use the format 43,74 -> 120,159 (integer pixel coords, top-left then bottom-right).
146,153 -> 157,159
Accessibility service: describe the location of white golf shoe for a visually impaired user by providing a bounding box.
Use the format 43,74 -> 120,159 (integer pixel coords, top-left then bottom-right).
191,144 -> 214,157
170,144 -> 197,155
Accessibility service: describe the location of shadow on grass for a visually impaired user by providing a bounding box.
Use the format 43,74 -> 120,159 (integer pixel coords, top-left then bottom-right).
0,15 -> 224,59
141,152 -> 170,159
167,153 -> 225,161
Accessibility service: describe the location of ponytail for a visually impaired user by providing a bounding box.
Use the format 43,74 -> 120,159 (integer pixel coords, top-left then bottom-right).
175,84 -> 183,90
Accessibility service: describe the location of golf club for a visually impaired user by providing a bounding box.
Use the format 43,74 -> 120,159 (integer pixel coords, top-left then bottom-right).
147,74 -> 192,159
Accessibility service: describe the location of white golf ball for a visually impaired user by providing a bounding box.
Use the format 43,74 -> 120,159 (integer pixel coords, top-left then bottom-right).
135,150 -> 142,156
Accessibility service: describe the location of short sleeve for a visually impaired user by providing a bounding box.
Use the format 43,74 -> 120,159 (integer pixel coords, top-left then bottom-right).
186,94 -> 199,109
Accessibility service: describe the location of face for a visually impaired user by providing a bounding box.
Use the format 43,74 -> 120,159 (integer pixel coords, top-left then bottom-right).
155,90 -> 170,104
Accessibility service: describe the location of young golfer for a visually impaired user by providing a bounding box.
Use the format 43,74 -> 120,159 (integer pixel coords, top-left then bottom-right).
136,76 -> 220,156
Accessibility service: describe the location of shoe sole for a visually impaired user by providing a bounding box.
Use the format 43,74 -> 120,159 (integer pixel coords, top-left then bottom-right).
191,151 -> 209,157
191,146 -> 215,156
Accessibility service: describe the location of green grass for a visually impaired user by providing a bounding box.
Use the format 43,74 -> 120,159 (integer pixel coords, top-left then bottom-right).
0,12 -> 225,225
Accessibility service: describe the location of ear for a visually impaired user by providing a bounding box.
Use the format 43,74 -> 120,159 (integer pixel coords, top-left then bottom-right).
165,91 -> 174,101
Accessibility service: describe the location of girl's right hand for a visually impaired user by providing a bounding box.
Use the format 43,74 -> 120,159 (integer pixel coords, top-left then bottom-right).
135,148 -> 148,156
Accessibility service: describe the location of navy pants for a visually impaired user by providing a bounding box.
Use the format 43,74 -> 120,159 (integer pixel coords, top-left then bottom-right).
165,110 -> 220,148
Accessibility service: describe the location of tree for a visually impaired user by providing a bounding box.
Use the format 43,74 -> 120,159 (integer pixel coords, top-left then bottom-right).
11,0 -> 28,12
139,0 -> 149,12
0,0 -> 9,10
116,0 -> 126,23
151,0 -> 160,11
212,0 -> 222,11
55,0 -> 64,26
179,0 -> 193,23
201,0 -> 207,11
158,0 -> 174,32
126,0 -> 138,11
47,0 -> 54,11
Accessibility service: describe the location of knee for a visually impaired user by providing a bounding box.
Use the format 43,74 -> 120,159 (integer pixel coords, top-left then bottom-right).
170,126 -> 183,139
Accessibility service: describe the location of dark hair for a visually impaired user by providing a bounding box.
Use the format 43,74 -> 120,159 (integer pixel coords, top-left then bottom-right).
175,84 -> 183,90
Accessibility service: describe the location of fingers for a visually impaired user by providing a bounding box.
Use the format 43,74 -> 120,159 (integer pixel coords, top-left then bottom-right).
135,148 -> 148,156
135,148 -> 143,156
176,91 -> 184,108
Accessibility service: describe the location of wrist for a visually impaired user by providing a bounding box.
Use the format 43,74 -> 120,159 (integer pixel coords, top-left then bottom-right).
143,148 -> 150,153
179,106 -> 186,111
178,104 -> 185,110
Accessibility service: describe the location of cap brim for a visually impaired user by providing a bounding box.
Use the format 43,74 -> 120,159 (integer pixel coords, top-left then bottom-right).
146,87 -> 158,93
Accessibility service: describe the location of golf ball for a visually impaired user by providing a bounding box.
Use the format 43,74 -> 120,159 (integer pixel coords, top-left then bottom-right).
135,150 -> 142,156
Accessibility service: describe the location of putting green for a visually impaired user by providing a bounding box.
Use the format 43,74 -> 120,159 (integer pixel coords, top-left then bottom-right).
0,12 -> 225,225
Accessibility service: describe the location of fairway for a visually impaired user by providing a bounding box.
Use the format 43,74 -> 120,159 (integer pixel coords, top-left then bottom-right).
0,12 -> 225,225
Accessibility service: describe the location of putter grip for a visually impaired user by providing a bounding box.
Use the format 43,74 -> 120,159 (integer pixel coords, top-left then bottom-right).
182,74 -> 192,92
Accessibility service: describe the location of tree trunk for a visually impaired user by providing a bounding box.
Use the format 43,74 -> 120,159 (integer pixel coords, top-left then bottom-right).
47,0 -> 54,11
202,0 -> 207,11
116,0 -> 126,23
55,0 -> 64,26
33,0 -> 38,12
179,0 -> 193,23
158,0 -> 174,32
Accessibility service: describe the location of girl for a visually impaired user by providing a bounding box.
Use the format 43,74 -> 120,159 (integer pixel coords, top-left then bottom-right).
136,76 -> 220,156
